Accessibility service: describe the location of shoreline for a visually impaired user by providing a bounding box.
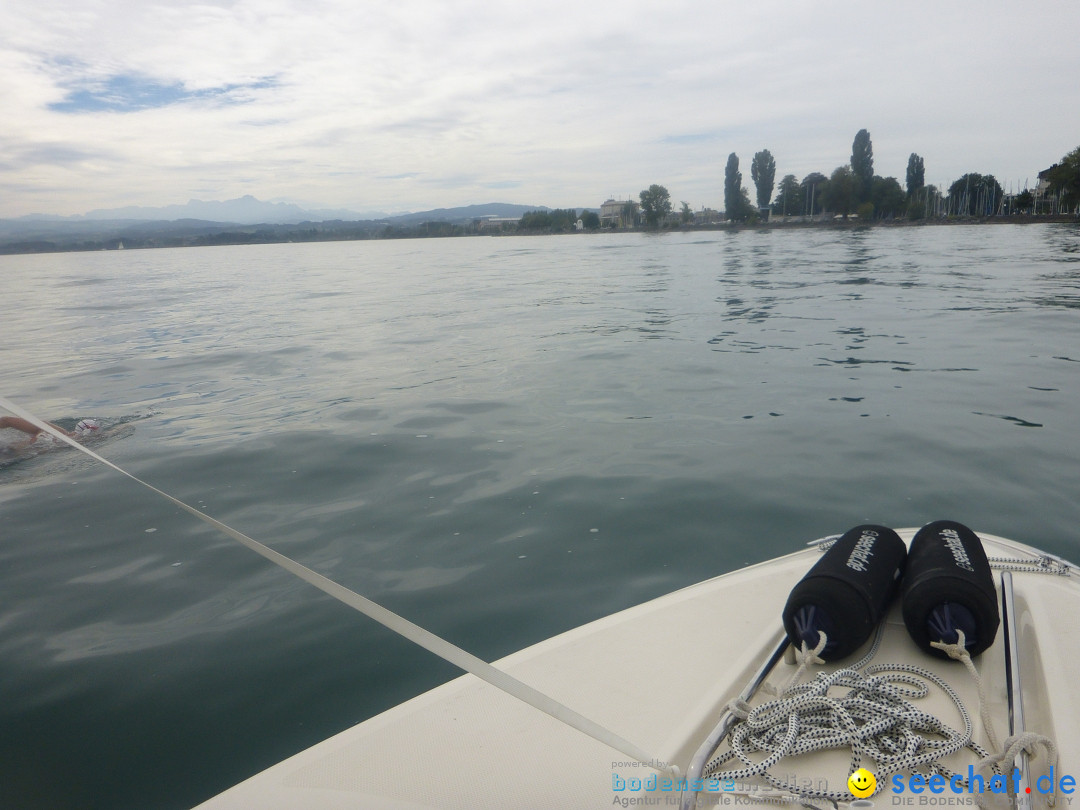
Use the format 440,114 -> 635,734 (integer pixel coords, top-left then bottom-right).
1,214 -> 1076,257
714,213 -> 1079,230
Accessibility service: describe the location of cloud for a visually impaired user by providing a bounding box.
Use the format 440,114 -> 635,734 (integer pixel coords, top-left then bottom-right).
1,0 -> 1079,216
659,132 -> 728,146
16,143 -> 107,166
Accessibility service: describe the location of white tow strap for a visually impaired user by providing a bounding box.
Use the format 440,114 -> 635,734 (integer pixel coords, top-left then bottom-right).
0,396 -> 677,776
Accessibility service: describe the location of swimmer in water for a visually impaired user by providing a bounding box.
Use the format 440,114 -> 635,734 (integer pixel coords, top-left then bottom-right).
0,416 -> 101,453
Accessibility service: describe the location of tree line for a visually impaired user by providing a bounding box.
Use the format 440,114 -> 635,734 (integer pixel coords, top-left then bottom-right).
644,133 -> 1080,227
516,208 -> 601,232
726,130 -> 966,222
464,134 -> 1080,236
736,130 -> 910,221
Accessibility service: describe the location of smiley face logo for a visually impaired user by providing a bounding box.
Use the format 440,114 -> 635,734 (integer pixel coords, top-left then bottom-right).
848,768 -> 877,798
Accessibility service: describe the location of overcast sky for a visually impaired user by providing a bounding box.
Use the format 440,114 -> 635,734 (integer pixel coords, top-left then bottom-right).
3,1 -> 1079,218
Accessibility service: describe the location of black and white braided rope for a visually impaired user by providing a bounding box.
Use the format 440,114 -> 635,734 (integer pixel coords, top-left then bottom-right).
986,556 -> 1072,576
702,648 -> 995,801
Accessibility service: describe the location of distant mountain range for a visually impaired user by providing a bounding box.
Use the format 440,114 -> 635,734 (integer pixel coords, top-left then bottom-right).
13,195 -> 375,224
9,196 -> 550,227
0,197 -> 558,253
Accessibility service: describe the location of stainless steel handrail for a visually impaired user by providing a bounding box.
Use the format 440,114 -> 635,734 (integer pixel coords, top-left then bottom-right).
679,629 -> 790,810
1001,570 -> 1032,801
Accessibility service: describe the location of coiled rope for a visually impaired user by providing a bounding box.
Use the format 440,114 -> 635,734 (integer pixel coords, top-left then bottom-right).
703,641 -> 991,800
703,627 -> 1059,808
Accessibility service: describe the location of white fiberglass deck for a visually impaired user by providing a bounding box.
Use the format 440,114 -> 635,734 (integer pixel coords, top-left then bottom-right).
195,531 -> 1077,810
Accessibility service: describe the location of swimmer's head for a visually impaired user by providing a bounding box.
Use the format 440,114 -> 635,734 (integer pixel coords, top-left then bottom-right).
75,419 -> 101,436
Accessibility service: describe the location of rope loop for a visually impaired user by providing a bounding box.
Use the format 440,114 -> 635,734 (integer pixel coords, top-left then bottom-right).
727,697 -> 752,721
973,732 -> 1059,808
784,632 -> 828,694
930,629 -> 1000,753
929,627 -> 970,661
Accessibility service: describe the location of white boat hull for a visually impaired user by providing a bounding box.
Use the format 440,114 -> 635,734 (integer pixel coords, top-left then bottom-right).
195,530 -> 1078,809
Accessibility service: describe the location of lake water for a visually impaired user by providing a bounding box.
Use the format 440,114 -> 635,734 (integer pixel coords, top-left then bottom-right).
2,224 -> 1079,809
